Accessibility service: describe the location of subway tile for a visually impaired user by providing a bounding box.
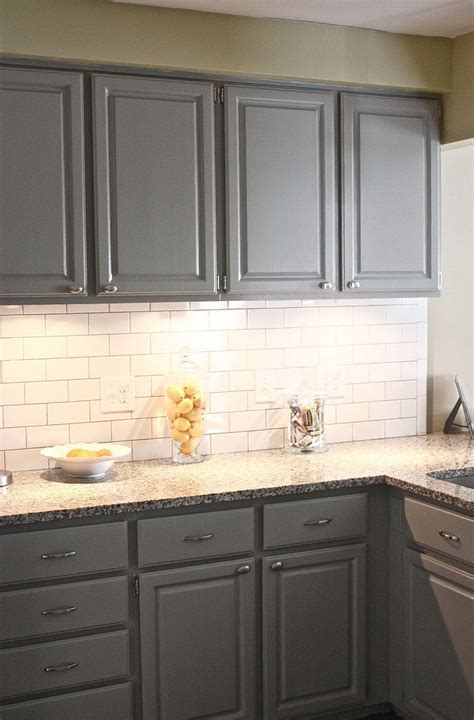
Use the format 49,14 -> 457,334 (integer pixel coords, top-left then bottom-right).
209,373 -> 229,393
190,301 -> 228,310
344,365 -> 370,384
284,308 -> 317,328
67,335 -> 109,357
353,306 -> 385,325
90,313 -> 130,334
266,328 -> 301,348
47,358 -> 89,381
131,354 -> 171,376
353,383 -> 385,403
4,404 -> 47,428
386,305 -> 417,324
210,350 -> 248,372
3,359 -> 46,383
353,344 -> 386,364
325,423 -> 353,443
67,303 -> 108,313
369,363 -> 401,383
112,418 -> 152,441
385,381 -> 417,400
369,325 -> 402,344
228,370 -> 255,391
48,401 -> 89,425
401,325 -> 418,343
68,379 -> 100,402
401,361 -> 418,381
230,410 -> 266,432
336,403 -> 369,423
170,310 -> 209,332
109,302 -> 150,312
27,424 -> 69,448
0,305 -> 23,315
24,336 -> 67,359
5,448 -> 48,471
0,428 -> 26,451
318,346 -> 353,366
266,408 -> 288,429
70,421 -> 111,443
132,396 -> 164,419
386,343 -> 418,362
228,329 -> 265,350
336,326 -> 369,346
319,306 -> 353,326
0,383 -> 24,406
417,397 -> 427,434
132,438 -> 171,461
210,309 -> 247,330
89,355 -> 131,379
90,401 -> 132,422
352,421 -> 385,442
135,376 -> 152,397
152,416 -> 168,438
249,308 -> 284,329
2,315 -> 44,337
248,348 -> 284,370
385,417 -> 417,438
417,323 -> 428,360
301,326 -> 336,347
188,330 -> 228,352
24,305 -> 66,315
0,338 -> 23,360
0,451 -> 4,468
370,400 -> 401,421
211,432 -> 248,454
284,347 -> 319,367
248,428 -> 283,451
150,302 -> 189,311
336,298 -> 369,306
247,389 -> 284,411
417,299 -> 428,322
228,300 -> 265,309
46,314 -> 88,336
205,413 -> 230,434
25,381 -> 68,404
266,299 -> 301,308
210,391 -> 248,413
401,399 -> 417,418
369,298 -> 401,305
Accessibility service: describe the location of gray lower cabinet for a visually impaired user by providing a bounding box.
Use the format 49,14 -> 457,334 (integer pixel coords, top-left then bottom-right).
263,544 -> 367,719
225,85 -> 337,296
403,548 -> 474,720
139,558 -> 256,719
342,93 -> 440,294
93,74 -> 218,297
0,67 -> 87,299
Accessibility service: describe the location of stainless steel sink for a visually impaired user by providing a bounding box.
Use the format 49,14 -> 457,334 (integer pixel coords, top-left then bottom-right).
427,468 -> 474,489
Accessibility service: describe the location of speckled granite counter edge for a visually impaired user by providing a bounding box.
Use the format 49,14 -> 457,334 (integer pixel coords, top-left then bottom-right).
1,473 -> 472,527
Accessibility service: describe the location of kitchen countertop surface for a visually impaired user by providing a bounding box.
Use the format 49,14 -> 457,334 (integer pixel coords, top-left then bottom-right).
1,433 -> 473,526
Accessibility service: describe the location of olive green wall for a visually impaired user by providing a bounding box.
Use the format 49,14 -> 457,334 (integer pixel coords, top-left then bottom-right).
443,32 -> 474,144
0,0 -> 452,92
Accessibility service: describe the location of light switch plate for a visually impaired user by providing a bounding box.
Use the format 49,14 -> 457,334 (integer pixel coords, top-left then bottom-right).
100,376 -> 136,413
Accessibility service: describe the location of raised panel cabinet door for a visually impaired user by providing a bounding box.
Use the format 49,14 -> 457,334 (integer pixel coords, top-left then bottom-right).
403,548 -> 474,720
263,544 -> 367,719
342,94 -> 440,294
0,67 -> 86,298
226,85 -> 337,295
139,559 -> 256,720
93,75 -> 217,296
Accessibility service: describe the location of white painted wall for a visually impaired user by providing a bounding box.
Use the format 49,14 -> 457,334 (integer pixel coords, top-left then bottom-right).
428,140 -> 474,431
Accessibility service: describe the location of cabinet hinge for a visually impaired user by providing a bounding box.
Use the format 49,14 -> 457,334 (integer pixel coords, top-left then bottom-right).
222,274 -> 227,292
133,574 -> 139,597
216,273 -> 221,292
214,85 -> 225,105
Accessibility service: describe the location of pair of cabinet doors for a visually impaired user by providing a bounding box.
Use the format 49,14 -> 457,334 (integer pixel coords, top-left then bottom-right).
0,66 -> 440,299
139,545 -> 366,720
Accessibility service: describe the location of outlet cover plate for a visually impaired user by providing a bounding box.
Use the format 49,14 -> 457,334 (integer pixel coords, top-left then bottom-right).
101,376 -> 136,413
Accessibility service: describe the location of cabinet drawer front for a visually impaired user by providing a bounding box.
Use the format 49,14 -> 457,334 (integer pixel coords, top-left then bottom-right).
0,576 -> 128,642
404,497 -> 473,565
0,522 -> 128,585
0,630 -> 129,699
138,508 -> 254,566
264,494 -> 367,549
0,683 -> 133,720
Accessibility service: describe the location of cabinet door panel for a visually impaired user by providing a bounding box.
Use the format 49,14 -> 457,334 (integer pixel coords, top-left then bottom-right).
93,75 -> 217,296
0,68 -> 86,298
226,86 -> 337,295
342,94 -> 440,293
263,544 -> 366,718
140,559 -> 255,719
403,549 -> 474,720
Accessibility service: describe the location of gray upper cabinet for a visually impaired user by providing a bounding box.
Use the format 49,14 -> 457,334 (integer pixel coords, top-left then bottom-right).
226,85 -> 337,296
263,544 -> 367,719
0,67 -> 86,298
342,93 -> 440,294
93,74 -> 217,297
140,559 -> 255,719
403,548 -> 474,720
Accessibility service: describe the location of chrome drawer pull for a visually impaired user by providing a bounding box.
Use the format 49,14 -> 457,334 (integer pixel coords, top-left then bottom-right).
44,662 -> 78,673
439,530 -> 460,542
182,533 -> 214,542
271,561 -> 283,571
42,606 -> 78,616
237,565 -> 251,575
303,518 -> 332,527
41,551 -> 77,560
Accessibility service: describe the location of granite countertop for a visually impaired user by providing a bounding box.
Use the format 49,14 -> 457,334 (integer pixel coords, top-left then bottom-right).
1,433 -> 473,526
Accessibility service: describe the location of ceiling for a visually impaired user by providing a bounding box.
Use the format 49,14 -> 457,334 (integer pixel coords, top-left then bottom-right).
113,0 -> 474,37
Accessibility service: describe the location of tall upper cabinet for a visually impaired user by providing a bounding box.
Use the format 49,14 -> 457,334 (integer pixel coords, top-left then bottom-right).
93,75 -> 217,297
225,86 -> 337,296
341,94 -> 440,294
0,67 -> 87,298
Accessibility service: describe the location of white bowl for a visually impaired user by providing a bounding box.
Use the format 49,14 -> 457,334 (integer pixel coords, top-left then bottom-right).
41,443 -> 131,478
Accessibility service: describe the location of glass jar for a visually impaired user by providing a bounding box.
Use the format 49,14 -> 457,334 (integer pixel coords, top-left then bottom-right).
285,384 -> 327,454
164,348 -> 208,464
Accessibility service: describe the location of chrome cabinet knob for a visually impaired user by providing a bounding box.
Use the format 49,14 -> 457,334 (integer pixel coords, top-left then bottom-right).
320,282 -> 333,290
347,280 -> 361,290
271,561 -> 283,571
103,285 -> 118,294
237,564 -> 251,575
69,286 -> 83,295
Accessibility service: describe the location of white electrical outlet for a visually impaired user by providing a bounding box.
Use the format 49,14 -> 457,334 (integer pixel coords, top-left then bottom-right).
100,376 -> 136,413
255,371 -> 276,404
319,366 -> 345,399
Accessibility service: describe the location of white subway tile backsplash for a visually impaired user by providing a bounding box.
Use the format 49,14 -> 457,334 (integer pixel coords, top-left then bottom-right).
5,448 -> 48,471
0,299 -> 427,469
